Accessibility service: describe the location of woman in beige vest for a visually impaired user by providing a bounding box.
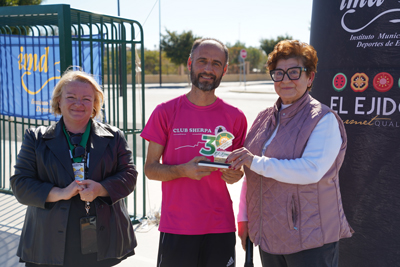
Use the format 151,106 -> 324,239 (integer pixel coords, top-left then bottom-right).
227,40 -> 353,267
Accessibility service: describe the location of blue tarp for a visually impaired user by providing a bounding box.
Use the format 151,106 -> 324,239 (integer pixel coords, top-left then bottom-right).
0,34 -> 102,121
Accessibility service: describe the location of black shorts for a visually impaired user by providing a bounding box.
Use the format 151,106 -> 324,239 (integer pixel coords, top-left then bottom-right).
259,242 -> 339,267
157,232 -> 236,267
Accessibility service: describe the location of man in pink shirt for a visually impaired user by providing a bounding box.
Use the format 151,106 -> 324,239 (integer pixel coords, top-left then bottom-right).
141,38 -> 247,267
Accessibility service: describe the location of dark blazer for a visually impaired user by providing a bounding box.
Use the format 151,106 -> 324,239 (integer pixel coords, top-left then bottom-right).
10,118 -> 138,265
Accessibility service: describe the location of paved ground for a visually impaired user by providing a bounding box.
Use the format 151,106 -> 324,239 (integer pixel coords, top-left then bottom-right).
0,80 -> 278,267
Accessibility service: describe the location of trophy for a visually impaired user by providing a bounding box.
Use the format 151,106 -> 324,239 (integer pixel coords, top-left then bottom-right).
198,130 -> 234,169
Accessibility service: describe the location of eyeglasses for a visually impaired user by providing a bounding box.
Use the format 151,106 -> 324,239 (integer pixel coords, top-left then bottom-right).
270,67 -> 307,82
70,133 -> 85,158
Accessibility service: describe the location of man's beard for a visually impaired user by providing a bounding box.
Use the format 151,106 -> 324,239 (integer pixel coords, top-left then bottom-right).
190,69 -> 223,91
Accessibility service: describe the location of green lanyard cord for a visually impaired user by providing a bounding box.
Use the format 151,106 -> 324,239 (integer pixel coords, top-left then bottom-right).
63,121 -> 91,163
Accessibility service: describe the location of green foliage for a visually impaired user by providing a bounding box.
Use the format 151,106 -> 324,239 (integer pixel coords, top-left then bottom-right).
227,41 -> 246,65
104,47 -> 179,75
227,41 -> 266,73
143,50 -> 160,75
0,0 -> 43,34
161,29 -> 200,66
0,0 -> 42,6
260,34 -> 293,57
246,47 -> 267,72
142,49 -> 178,75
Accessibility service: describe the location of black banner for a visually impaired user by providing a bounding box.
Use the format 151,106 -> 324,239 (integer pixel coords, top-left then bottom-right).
310,1 -> 400,266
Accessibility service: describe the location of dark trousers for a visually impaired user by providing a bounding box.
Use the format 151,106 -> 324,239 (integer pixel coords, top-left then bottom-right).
259,242 -> 339,267
157,232 -> 236,267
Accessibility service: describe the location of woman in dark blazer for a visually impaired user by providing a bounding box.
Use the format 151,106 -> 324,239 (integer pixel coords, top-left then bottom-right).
11,70 -> 137,267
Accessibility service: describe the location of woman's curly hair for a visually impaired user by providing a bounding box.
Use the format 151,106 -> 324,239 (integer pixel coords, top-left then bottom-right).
267,40 -> 318,90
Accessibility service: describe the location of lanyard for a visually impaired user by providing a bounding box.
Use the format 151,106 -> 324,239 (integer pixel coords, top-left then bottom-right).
63,122 -> 91,163
63,121 -> 92,215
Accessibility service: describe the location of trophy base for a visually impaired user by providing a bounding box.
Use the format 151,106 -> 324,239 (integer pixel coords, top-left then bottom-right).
198,161 -> 230,169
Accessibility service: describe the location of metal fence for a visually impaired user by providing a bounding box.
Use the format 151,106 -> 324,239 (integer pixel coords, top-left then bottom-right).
0,4 -> 146,223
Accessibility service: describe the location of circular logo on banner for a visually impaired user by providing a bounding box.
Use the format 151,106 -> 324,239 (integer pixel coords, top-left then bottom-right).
373,72 -> 394,93
350,73 -> 369,92
332,73 -> 347,92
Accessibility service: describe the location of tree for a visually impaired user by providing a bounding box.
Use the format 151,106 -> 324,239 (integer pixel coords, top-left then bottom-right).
227,41 -> 246,66
227,41 -> 266,73
0,0 -> 43,34
141,49 -> 178,75
246,47 -> 267,72
0,0 -> 42,7
143,49 -> 159,75
161,29 -> 200,66
260,34 -> 293,57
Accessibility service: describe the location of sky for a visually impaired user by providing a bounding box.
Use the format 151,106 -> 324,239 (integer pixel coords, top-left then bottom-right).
42,0 -> 314,50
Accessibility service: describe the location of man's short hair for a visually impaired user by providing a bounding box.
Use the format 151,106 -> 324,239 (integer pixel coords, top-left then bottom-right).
190,38 -> 229,67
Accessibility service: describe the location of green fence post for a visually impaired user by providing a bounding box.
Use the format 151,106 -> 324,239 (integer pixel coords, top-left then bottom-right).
58,5 -> 73,73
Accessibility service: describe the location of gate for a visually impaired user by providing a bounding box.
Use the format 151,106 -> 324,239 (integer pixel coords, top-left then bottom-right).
0,4 -> 146,223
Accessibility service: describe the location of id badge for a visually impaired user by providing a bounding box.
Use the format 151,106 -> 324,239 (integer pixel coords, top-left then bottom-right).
80,216 -> 98,254
72,163 -> 85,181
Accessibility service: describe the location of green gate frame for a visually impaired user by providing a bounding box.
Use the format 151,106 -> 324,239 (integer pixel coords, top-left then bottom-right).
0,4 -> 146,223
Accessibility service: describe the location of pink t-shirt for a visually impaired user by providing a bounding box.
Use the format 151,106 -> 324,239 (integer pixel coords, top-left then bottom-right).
141,94 -> 247,235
